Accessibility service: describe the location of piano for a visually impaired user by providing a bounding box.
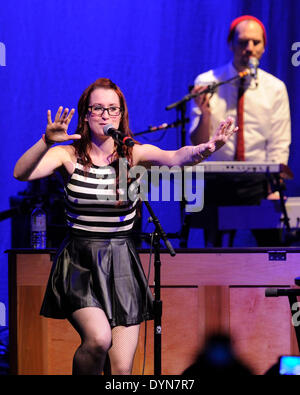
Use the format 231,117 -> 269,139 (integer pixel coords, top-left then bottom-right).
187,161 -> 293,179
181,161 -> 296,232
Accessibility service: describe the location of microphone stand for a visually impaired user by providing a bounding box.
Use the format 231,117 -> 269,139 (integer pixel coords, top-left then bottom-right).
165,69 -> 250,112
265,277 -> 300,352
164,69 -> 250,153
115,136 -> 176,375
143,200 -> 176,375
133,119 -> 189,138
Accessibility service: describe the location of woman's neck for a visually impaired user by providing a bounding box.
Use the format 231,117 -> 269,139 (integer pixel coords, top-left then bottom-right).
89,135 -> 115,166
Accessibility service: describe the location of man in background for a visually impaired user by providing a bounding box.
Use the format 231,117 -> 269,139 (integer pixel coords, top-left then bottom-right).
187,15 -> 291,247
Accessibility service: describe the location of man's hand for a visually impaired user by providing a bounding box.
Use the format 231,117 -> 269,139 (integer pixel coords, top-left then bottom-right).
191,85 -> 212,116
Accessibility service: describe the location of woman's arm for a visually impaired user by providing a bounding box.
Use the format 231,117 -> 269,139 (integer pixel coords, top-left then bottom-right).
14,143 -> 76,181
13,107 -> 80,181
133,117 -> 237,167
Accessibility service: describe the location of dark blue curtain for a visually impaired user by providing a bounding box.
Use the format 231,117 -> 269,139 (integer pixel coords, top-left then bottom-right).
0,0 -> 299,322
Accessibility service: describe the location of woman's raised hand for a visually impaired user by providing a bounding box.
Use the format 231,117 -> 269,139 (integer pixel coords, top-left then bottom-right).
210,116 -> 238,151
45,106 -> 81,143
191,117 -> 238,162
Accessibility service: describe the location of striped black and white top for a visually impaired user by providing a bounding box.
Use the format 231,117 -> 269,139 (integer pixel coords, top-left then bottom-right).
65,160 -> 139,237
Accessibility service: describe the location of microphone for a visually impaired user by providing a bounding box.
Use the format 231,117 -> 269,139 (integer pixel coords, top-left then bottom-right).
103,124 -> 135,147
248,56 -> 259,81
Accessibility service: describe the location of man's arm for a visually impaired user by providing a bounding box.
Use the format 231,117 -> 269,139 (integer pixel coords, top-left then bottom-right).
267,83 -> 291,165
189,86 -> 212,145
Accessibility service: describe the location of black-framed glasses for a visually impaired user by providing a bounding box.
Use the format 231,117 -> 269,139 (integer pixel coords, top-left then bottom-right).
88,104 -> 122,117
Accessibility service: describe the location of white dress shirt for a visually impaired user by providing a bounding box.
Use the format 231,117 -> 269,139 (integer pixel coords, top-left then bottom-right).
189,62 -> 291,164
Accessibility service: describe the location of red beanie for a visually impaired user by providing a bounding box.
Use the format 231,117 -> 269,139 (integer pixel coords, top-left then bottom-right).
227,15 -> 267,46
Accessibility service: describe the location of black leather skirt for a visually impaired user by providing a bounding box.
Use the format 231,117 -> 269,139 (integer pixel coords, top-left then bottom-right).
40,233 -> 154,327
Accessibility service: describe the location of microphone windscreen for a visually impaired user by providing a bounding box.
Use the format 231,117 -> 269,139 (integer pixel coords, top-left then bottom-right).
103,124 -> 114,136
249,57 -> 259,68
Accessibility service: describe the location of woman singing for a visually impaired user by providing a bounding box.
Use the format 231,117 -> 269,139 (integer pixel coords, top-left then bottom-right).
14,78 -> 237,375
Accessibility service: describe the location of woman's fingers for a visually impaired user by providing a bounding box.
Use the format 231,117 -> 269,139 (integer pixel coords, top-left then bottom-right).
47,109 -> 52,125
60,108 -> 69,122
48,106 -> 75,128
225,116 -> 236,132
221,117 -> 233,133
65,108 -> 75,125
53,106 -> 75,124
54,106 -> 63,122
65,133 -> 81,141
215,117 -> 237,139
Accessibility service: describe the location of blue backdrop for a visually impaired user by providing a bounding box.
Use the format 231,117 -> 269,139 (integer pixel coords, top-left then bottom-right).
0,0 -> 300,324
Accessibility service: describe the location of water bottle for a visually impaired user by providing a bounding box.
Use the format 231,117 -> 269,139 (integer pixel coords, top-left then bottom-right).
31,204 -> 47,249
